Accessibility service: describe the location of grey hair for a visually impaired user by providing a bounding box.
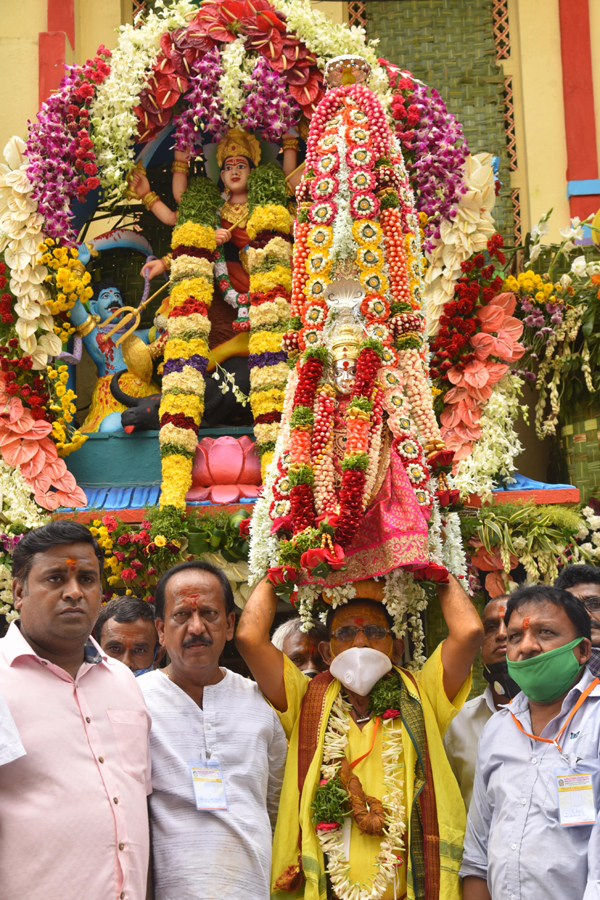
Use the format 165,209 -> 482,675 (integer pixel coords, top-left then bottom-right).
272,616 -> 327,650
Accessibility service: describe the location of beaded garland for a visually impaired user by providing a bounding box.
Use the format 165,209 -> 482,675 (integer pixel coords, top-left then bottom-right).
259,81 -> 450,598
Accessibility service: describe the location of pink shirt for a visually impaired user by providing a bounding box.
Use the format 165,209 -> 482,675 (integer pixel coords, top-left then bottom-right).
0,622 -> 152,900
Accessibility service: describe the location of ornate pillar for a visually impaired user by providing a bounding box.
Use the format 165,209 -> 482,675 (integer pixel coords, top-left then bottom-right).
558,0 -> 600,219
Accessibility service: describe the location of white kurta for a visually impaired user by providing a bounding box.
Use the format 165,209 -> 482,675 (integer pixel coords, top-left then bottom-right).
443,684 -> 496,809
139,668 -> 287,900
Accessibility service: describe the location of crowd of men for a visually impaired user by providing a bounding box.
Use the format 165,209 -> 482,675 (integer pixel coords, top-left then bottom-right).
1,520 -> 599,900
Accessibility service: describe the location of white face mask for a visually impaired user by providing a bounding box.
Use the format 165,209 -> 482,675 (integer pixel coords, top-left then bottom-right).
329,646 -> 392,696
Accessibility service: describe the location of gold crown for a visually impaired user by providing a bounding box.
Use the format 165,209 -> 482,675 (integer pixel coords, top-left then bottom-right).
216,128 -> 261,168
330,321 -> 363,361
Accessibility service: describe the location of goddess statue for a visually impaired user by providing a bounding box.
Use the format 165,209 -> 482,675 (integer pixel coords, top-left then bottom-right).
129,129 -> 299,364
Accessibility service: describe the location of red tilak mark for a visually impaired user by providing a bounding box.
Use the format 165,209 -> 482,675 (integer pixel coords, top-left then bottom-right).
353,617 -> 365,627
65,558 -> 77,567
523,617 -> 530,629
498,605 -> 506,616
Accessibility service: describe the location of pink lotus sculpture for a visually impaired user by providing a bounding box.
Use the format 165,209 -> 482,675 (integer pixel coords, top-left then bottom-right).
186,435 -> 261,504
0,382 -> 87,510
440,292 -> 524,463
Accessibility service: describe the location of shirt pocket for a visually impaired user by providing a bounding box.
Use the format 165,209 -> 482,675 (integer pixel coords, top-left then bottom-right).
107,709 -> 150,785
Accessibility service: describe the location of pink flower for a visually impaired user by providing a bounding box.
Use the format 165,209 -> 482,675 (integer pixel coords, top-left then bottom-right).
120,568 -> 136,582
382,709 -> 401,720
101,515 -> 118,532
315,822 -> 340,833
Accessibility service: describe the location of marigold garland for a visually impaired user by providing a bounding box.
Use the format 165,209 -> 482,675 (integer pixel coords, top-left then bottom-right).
246,164 -> 293,478
159,176 -> 221,510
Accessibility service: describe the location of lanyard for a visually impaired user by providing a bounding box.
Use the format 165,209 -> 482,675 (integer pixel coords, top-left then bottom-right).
350,715 -> 381,769
510,677 -> 599,754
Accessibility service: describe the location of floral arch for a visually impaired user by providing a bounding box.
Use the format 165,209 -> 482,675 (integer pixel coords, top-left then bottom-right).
0,0 -> 497,523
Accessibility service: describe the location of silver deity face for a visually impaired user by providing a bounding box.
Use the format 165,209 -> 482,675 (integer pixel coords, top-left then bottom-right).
332,359 -> 357,395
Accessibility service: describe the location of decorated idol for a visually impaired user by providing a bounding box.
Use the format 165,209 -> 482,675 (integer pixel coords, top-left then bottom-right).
249,54 -> 467,610
238,56 -> 481,900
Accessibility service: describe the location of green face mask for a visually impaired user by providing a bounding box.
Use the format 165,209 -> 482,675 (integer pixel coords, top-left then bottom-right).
506,637 -> 585,703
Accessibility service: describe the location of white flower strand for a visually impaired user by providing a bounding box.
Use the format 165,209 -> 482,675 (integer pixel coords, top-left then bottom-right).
442,511 -> 468,583
317,691 -> 406,900
331,129 -> 356,263
453,372 -> 526,503
218,37 -> 247,129
248,368 -> 298,586
90,0 -> 196,198
0,137 -> 59,368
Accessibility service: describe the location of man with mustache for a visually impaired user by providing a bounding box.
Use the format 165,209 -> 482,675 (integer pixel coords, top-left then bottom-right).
555,563 -> 600,676
137,560 -> 287,900
237,575 -> 483,900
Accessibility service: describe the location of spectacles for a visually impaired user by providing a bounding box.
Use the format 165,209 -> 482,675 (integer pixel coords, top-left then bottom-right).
331,625 -> 392,643
583,597 -> 600,612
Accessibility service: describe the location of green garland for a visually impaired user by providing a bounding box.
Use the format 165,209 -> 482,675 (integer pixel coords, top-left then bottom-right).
247,162 -> 288,213
369,672 -> 403,718
176,175 -> 222,227
311,775 -> 349,826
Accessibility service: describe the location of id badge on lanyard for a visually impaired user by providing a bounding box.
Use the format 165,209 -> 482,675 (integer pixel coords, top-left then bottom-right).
189,759 -> 229,811
554,765 -> 597,827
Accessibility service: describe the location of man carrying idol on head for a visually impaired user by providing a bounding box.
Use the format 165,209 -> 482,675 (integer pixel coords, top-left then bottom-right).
236,55 -> 483,900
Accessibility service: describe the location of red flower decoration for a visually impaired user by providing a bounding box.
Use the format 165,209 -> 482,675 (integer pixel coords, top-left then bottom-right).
267,565 -> 298,587
238,517 -> 251,536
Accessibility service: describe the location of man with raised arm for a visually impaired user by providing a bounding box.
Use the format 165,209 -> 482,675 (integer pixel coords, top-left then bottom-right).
236,575 -> 483,900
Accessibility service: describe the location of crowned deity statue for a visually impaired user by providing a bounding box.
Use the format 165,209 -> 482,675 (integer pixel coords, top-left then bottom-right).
129,128 -> 300,362
69,279 -> 159,432
252,54 -> 451,593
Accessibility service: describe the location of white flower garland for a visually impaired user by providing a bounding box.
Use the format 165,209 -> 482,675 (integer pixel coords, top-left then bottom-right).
424,152 -> 497,337
331,129 -> 356,263
383,567 -> 428,668
218,37 -> 248,129
248,368 -> 298,586
0,137 -> 59,369
453,372 -> 526,503
441,510 -> 468,582
90,0 -> 196,198
427,491 -> 444,565
317,691 -> 406,900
